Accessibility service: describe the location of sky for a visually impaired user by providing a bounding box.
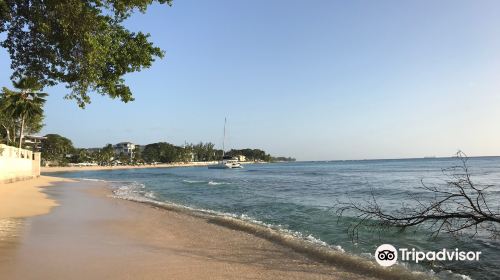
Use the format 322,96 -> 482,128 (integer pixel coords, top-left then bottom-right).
1,0 -> 500,161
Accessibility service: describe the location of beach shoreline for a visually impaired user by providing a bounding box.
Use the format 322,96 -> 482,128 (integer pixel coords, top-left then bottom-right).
40,161 -> 218,173
40,161 -> 260,174
0,178 -> 379,279
0,176 -> 75,219
0,177 -> 432,280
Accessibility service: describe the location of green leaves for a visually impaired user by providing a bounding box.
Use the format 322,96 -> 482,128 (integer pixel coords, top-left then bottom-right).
1,0 -> 171,108
1,79 -> 47,122
0,77 -> 47,148
142,142 -> 182,163
41,134 -> 74,162
226,148 -> 272,162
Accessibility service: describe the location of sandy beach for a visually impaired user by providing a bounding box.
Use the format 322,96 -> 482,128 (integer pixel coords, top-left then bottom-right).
0,176 -> 74,219
40,162 -> 219,173
0,178 -> 430,280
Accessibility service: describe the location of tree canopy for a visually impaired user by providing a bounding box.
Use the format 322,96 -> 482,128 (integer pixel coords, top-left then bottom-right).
41,133 -> 74,163
33,134 -> 290,166
0,77 -> 47,147
186,142 -> 220,162
99,144 -> 115,163
142,142 -> 185,163
0,0 -> 171,107
0,105 -> 44,145
227,148 -> 272,162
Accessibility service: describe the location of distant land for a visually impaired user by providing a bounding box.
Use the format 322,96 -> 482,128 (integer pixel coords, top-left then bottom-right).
30,134 -> 295,167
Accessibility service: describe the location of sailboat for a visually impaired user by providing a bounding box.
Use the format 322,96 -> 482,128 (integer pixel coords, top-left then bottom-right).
208,118 -> 242,169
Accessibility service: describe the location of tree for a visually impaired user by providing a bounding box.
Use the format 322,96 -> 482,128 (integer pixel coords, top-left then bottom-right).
142,142 -> 181,163
134,146 -> 143,163
41,133 -> 74,165
336,152 -> 500,240
23,114 -> 44,136
271,156 -> 296,162
0,94 -> 44,146
1,77 -> 47,148
0,0 -> 171,107
70,148 -> 92,163
0,103 -> 14,144
142,144 -> 160,163
189,142 -> 219,161
227,148 -> 272,161
99,144 -> 115,165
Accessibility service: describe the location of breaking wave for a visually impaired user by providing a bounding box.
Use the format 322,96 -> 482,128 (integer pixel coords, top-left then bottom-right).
182,179 -> 227,186
106,180 -> 450,280
112,181 -> 157,200
80,178 -> 108,182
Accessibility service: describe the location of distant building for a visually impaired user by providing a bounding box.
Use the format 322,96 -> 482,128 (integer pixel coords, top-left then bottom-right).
236,155 -> 246,162
114,142 -> 136,158
86,147 -> 102,153
23,135 -> 47,152
188,151 -> 195,162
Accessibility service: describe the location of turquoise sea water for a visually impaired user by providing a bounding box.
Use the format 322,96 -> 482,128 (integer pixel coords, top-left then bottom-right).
55,158 -> 500,280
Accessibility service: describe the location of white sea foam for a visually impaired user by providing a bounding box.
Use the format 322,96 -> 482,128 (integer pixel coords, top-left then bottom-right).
144,191 -> 157,199
80,178 -> 107,182
360,252 -> 372,259
435,270 -> 473,280
182,179 -> 226,186
112,181 -> 341,251
109,182 -> 430,279
111,181 -> 158,202
182,179 -> 205,184
333,245 -> 345,253
208,181 -> 225,185
109,180 -> 474,280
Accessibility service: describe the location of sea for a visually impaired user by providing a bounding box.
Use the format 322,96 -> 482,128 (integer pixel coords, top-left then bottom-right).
55,157 -> 500,280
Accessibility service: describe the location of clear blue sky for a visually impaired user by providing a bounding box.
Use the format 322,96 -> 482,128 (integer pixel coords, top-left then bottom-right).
1,0 -> 500,160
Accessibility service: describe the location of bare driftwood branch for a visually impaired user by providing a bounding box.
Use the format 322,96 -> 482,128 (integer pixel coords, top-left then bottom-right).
336,151 -> 500,241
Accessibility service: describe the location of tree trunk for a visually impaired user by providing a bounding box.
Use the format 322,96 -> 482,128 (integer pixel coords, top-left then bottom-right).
19,115 -> 25,149
13,122 -> 18,146
1,124 -> 11,144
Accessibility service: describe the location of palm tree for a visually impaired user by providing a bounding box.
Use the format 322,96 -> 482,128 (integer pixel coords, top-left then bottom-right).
0,99 -> 13,144
1,77 -> 48,149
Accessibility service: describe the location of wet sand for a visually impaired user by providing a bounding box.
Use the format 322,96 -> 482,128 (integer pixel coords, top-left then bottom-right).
0,180 -> 383,280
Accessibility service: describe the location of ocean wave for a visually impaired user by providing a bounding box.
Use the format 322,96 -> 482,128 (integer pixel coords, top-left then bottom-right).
109,182 -> 437,280
80,178 -> 108,182
435,270 -> 472,280
108,180 -> 477,280
208,181 -> 226,185
182,179 -> 227,186
111,181 -> 157,201
182,179 -> 205,184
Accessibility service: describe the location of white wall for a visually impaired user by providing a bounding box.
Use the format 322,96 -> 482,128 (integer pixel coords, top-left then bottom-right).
0,144 -> 41,183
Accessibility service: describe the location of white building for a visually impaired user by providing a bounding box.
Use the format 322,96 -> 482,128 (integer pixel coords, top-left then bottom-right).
236,155 -> 246,162
23,135 -> 47,152
114,142 -> 136,158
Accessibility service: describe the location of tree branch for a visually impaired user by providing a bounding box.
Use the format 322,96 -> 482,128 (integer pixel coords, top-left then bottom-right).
336,151 -> 500,241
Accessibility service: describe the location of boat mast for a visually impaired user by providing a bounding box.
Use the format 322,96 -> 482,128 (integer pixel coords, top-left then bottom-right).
222,117 -> 226,157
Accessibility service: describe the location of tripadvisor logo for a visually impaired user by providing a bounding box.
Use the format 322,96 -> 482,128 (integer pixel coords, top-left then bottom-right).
374,244 -> 481,267
375,244 -> 398,267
